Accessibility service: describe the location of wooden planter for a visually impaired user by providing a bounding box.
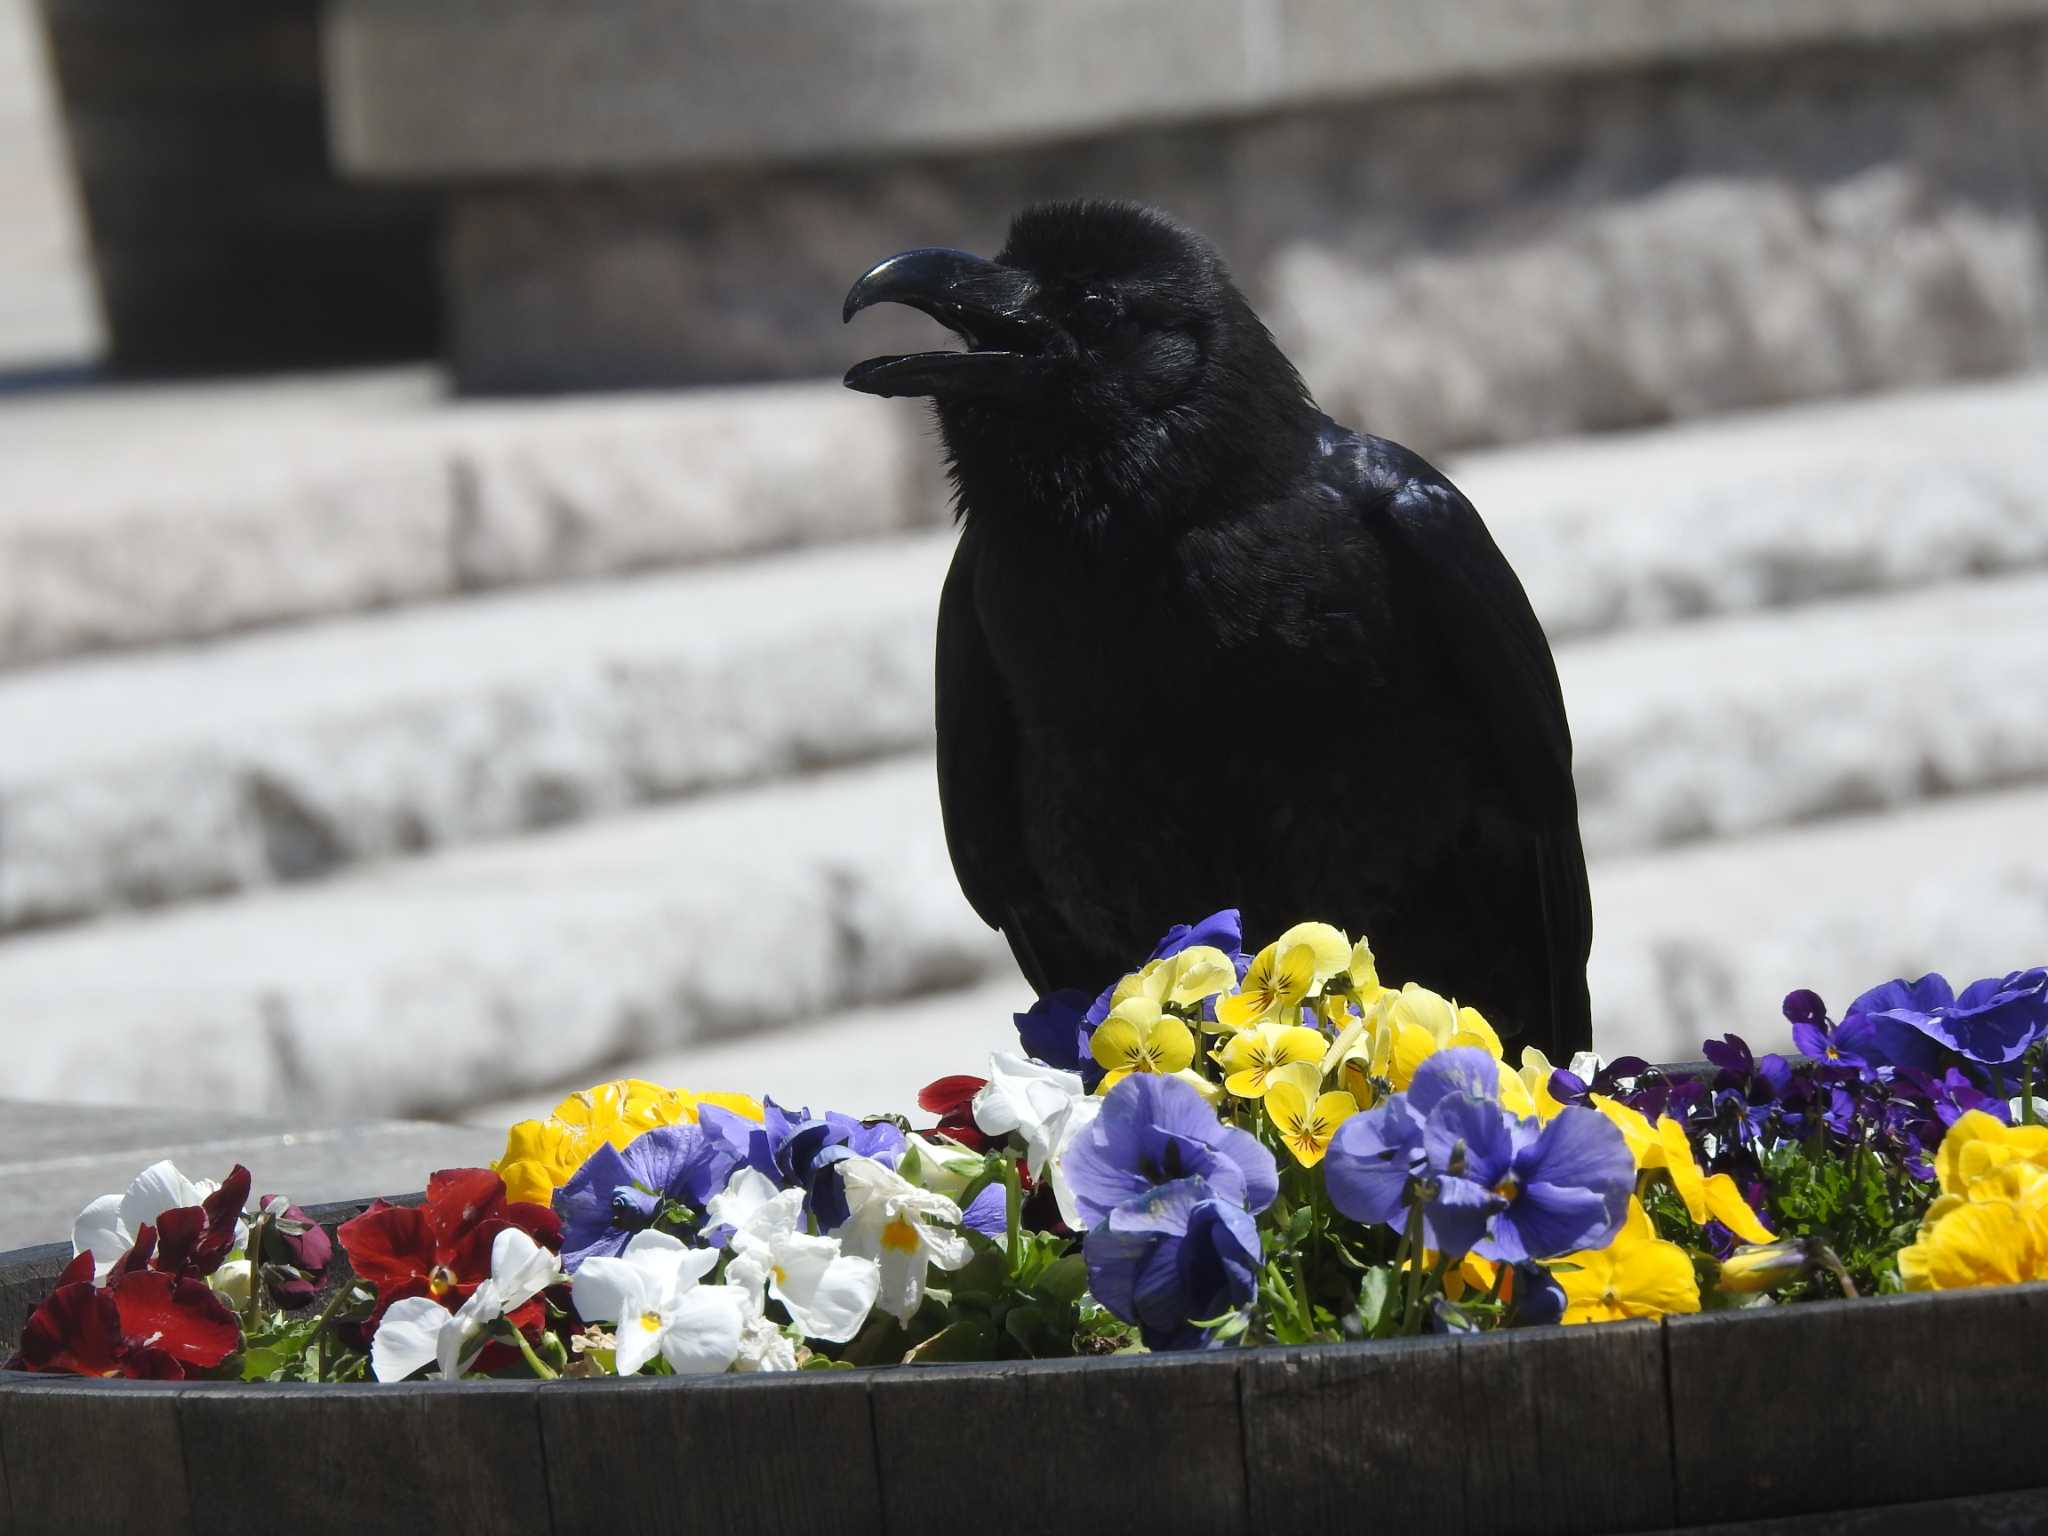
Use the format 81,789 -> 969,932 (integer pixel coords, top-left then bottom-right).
0,1195 -> 2043,1535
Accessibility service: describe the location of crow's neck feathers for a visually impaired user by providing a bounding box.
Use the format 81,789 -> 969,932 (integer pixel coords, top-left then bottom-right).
937,291 -> 1321,545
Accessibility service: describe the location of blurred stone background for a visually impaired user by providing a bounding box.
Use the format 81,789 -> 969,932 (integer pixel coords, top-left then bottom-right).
3,0 -> 2047,1183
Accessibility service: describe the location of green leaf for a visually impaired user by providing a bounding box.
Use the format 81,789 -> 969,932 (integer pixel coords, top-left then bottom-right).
1357,1266 -> 1397,1338
903,1317 -> 996,1364
1032,1254 -> 1090,1305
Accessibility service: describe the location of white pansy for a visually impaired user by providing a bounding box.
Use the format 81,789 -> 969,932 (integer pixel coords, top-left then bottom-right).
972,1053 -> 1087,1170
571,1230 -> 744,1376
1568,1051 -> 1606,1081
1041,1093 -> 1103,1232
967,1054 -> 1103,1230
706,1166 -> 780,1233
724,1187 -> 879,1343
734,1316 -> 799,1373
901,1135 -> 985,1200
72,1160 -> 248,1282
835,1157 -> 973,1322
371,1227 -> 564,1382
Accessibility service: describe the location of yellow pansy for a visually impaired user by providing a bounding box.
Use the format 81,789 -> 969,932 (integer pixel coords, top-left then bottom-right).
1264,1063 -> 1357,1167
1899,1162 -> 2048,1290
1385,983 -> 1503,1088
1315,934 -> 1390,1027
1898,1114 -> 2048,1291
494,1078 -> 764,1206
1323,990 -> 1397,1108
1215,923 -> 1350,1029
1933,1110 -> 2048,1198
1217,1022 -> 1327,1100
1090,999 -> 1195,1092
1552,1197 -> 1701,1324
1109,945 -> 1238,1014
1590,1094 -> 1775,1244
1516,1048 -> 1570,1123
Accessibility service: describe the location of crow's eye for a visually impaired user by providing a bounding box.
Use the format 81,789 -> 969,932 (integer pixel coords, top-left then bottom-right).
1074,290 -> 1121,338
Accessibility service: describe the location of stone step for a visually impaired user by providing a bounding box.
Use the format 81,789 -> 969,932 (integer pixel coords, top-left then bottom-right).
469,786 -> 2048,1128
0,755 -> 1008,1122
3,737 -> 2044,1123
3,523 -> 2044,930
1563,570 -> 2048,856
2,366 -> 2044,668
0,367 -> 949,671
0,531 -> 952,930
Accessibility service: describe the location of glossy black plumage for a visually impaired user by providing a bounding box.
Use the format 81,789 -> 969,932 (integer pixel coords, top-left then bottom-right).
845,202 -> 1593,1056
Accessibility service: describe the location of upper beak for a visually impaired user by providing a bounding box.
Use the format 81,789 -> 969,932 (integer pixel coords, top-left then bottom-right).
841,247 -> 1051,400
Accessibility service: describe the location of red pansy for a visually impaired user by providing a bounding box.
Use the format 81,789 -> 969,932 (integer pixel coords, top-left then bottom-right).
917,1074 -> 992,1151
14,1250 -> 240,1379
337,1168 -> 561,1321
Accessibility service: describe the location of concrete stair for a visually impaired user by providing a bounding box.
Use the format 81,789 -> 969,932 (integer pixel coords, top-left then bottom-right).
2,369 -> 2044,1124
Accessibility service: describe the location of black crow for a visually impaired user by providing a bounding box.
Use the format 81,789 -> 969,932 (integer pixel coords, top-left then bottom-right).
842,201 -> 1592,1057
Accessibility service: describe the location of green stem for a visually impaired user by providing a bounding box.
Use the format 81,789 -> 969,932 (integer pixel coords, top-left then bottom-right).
1001,1154 -> 1024,1281
513,1327 -> 560,1380
240,1212 -> 270,1336
302,1277 -> 357,1383
1400,1195 -> 1427,1335
2024,1058 -> 2038,1127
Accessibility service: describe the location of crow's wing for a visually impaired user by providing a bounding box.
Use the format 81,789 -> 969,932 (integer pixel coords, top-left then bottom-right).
1335,431 -> 1594,1047
934,535 -> 1060,995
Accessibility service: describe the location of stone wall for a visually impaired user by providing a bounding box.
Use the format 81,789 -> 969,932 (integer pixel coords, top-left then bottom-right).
430,27 -> 2048,452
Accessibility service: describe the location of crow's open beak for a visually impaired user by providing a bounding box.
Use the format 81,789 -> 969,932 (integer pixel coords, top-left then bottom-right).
842,248 -> 1053,400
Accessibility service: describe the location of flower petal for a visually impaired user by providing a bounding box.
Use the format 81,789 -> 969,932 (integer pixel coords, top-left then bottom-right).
371,1296 -> 451,1383
659,1287 -> 745,1375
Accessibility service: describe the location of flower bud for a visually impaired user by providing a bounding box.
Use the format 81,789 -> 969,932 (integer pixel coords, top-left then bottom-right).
1716,1239 -> 1808,1295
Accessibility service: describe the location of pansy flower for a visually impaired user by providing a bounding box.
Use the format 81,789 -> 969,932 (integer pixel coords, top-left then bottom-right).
371,1227 -> 564,1382
1089,999 -> 1196,1092
1217,1022 -> 1326,1101
834,1157 -> 974,1321
1215,923 -> 1348,1030
570,1231 -> 747,1376
1264,1062 -> 1357,1167
338,1167 -> 561,1322
72,1160 -> 251,1283
1061,1073 -> 1278,1230
16,1249 -> 241,1380
1550,1197 -> 1701,1324
1083,1176 -> 1261,1351
554,1122 -> 741,1271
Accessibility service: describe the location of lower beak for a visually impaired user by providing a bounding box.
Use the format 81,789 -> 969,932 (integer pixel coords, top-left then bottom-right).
841,247 -> 1051,400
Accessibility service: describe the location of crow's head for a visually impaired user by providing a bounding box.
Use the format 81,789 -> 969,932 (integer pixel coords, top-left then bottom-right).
843,201 -> 1316,528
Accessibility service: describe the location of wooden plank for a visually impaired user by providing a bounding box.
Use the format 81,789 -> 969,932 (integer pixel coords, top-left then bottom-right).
540,1371 -> 881,1534
1665,1283 -> 2048,1524
176,1381 -> 549,1536
1243,1335 -> 1467,1528
1456,1321 -> 1674,1535
1670,1486 -> 2048,1533
0,1377 -> 192,1534
868,1352 -> 1247,1536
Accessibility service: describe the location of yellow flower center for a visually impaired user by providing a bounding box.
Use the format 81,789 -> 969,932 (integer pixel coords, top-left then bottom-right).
771,1263 -> 789,1288
427,1264 -> 459,1298
639,1310 -> 662,1333
882,1217 -> 923,1254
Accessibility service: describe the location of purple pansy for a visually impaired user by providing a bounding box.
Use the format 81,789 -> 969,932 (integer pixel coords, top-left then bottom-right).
1082,1175 -> 1262,1351
1327,1049 -> 1631,1261
1015,989 -> 1096,1077
1062,1074 -> 1277,1230
554,1122 -> 741,1270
